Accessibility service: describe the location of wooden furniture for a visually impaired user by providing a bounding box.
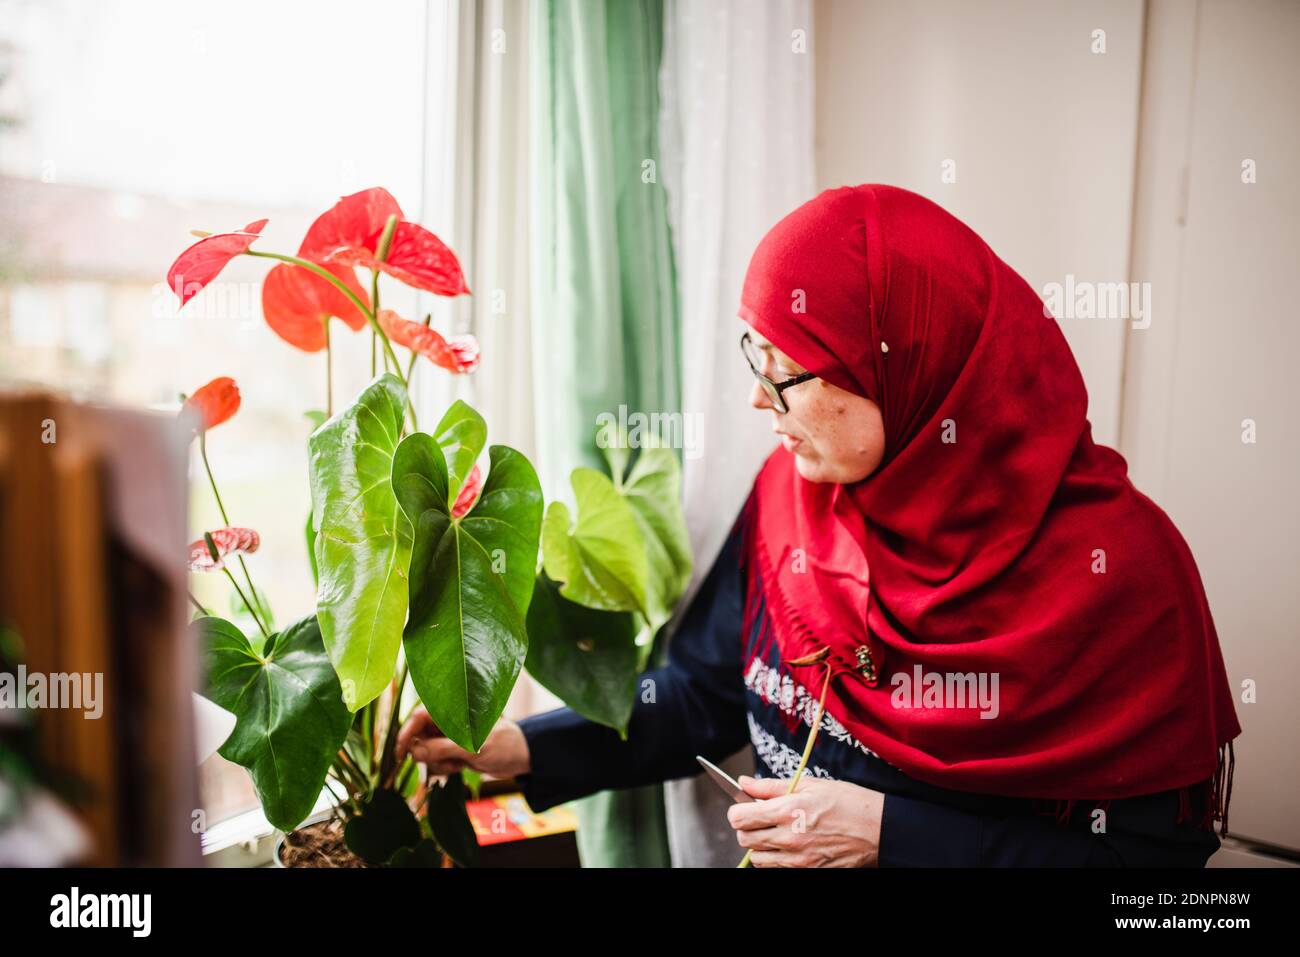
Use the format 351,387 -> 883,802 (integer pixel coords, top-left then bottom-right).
0,389 -> 201,865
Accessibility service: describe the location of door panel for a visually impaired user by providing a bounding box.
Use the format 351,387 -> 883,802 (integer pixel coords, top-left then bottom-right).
1123,0 -> 1300,852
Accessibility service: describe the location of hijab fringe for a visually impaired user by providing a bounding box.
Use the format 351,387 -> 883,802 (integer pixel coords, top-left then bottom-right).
1035,740 -> 1235,835
739,493 -> 823,736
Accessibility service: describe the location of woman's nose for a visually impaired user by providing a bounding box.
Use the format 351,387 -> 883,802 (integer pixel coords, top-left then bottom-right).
749,377 -> 775,412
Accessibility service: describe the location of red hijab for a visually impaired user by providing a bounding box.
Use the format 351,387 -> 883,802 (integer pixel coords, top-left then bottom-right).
738,185 -> 1239,830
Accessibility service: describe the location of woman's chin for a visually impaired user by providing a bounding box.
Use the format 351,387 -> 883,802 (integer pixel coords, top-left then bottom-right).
792,453 -> 830,483
793,453 -> 879,485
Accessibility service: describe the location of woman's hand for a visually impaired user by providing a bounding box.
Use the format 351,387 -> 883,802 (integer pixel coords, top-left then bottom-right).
395,707 -> 531,779
727,775 -> 883,867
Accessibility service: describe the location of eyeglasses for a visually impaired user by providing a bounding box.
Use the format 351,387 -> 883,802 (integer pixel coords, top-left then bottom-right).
740,332 -> 816,414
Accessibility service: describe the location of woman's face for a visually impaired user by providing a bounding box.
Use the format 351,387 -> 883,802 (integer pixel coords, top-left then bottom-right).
745,325 -> 886,484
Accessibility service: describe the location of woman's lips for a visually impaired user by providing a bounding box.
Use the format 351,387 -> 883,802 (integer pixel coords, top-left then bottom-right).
779,433 -> 802,451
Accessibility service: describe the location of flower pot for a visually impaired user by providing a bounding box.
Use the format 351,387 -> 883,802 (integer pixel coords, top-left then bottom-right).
273,809 -> 369,868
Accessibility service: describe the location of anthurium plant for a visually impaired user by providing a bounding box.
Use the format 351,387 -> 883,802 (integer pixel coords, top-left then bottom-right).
171,188 -> 690,867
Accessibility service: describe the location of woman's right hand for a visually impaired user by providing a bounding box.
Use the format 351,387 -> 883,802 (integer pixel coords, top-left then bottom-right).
395,707 -> 531,779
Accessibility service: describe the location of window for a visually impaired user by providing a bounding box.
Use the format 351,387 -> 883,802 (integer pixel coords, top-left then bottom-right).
0,0 -> 443,827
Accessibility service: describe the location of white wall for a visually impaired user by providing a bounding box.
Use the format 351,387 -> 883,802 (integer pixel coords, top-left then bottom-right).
814,0 -> 1144,446
1123,0 -> 1300,853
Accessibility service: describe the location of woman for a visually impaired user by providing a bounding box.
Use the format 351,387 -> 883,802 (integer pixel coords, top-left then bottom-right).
398,185 -> 1241,867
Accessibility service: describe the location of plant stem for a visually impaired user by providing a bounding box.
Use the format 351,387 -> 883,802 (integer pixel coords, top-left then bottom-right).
188,591 -> 210,616
395,756 -> 417,795
323,316 -> 333,417
331,751 -> 366,791
243,248 -> 417,427
222,567 -> 269,639
378,663 -> 409,787
234,557 -> 268,630
403,313 -> 433,386
198,432 -> 229,523
361,700 -> 376,778
370,269 -> 406,396
199,432 -> 270,636
335,747 -> 371,798
327,757 -> 355,792
328,761 -> 366,812
244,249 -> 399,366
738,662 -> 833,869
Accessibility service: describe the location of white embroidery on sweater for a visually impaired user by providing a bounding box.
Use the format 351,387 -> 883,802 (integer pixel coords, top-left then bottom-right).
743,655 -> 878,759
747,712 -> 834,779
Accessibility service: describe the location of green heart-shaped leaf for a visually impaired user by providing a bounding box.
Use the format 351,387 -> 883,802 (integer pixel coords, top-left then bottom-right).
461,446 -> 545,616
386,838 -> 444,868
392,429 -> 543,752
596,418 -> 631,487
344,788 -> 421,865
427,772 -> 480,867
309,373 -> 412,710
541,468 -> 649,618
525,574 -> 638,734
304,411 -> 326,590
621,447 -> 692,635
305,508 -> 318,589
199,614 -> 350,832
433,399 -> 487,505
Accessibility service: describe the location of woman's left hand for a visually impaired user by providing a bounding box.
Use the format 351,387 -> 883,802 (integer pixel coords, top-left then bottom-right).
727,775 -> 883,867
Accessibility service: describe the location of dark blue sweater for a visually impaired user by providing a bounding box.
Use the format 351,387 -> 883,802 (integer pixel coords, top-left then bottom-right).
517,520 -> 1222,867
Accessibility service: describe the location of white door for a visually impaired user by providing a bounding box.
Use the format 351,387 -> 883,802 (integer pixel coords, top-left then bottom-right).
1122,0 -> 1300,853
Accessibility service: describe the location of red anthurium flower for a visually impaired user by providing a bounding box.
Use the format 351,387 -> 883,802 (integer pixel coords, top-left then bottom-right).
443,334 -> 480,373
298,187 -> 401,261
188,527 -> 260,572
348,221 -> 470,296
261,262 -> 370,351
167,220 -> 268,308
184,377 -> 240,431
299,187 -> 470,297
452,464 -> 483,519
378,310 -> 480,373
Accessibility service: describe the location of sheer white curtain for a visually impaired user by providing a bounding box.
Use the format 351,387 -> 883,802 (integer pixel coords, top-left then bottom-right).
417,0 -> 537,463
422,0 -> 559,721
658,0 -> 816,867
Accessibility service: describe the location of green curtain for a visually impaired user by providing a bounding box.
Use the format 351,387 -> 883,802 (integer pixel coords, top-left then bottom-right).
530,0 -> 681,867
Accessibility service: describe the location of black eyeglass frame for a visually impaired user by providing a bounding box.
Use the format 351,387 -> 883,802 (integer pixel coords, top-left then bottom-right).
740,332 -> 816,414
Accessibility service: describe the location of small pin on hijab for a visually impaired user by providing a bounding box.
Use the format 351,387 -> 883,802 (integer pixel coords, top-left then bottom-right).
880,340 -> 890,353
